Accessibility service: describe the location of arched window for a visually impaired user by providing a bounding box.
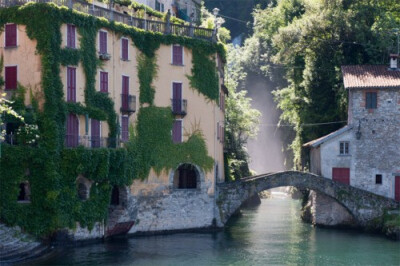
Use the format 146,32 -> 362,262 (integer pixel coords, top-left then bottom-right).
17,182 -> 30,202
76,176 -> 91,201
111,186 -> 120,205
78,182 -> 88,200
174,164 -> 199,189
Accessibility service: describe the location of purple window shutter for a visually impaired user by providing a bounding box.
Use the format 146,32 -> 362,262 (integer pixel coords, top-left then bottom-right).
91,119 -> 100,148
172,83 -> 182,113
67,24 -> 76,48
67,67 -> 76,102
122,38 -> 128,60
172,120 -> 182,143
5,24 -> 17,47
5,66 -> 17,90
122,76 -> 129,109
66,113 -> 79,147
121,116 -> 129,141
100,31 -> 107,54
100,72 -> 108,92
173,45 -> 183,65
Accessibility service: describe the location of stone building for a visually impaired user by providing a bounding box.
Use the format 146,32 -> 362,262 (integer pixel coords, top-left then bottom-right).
304,55 -> 400,202
0,1 -> 226,241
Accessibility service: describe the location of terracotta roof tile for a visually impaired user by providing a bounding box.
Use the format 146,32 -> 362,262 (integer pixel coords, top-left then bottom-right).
341,65 -> 400,89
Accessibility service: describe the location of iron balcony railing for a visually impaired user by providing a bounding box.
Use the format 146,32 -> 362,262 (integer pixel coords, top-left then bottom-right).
65,134 -> 109,148
0,0 -> 215,42
171,98 -> 187,116
121,94 -> 136,114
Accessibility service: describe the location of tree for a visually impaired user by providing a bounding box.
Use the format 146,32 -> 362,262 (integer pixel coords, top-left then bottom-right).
240,0 -> 400,168
224,44 -> 261,180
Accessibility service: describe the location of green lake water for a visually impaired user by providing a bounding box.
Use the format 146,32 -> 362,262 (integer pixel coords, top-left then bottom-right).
32,198 -> 400,265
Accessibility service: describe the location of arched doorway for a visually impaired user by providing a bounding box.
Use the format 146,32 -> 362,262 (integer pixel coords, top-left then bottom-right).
110,185 -> 120,206
173,164 -> 199,189
17,182 -> 30,202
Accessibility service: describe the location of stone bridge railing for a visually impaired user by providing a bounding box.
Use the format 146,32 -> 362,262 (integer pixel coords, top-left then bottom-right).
216,171 -> 399,227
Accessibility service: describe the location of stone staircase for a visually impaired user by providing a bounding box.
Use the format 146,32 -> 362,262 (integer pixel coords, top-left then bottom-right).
0,223 -> 49,264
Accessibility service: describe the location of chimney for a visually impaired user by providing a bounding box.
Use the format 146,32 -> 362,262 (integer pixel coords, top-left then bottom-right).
390,54 -> 398,69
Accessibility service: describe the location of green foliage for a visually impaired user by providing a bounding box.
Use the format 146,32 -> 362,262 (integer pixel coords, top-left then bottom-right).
60,48 -> 81,66
137,53 -> 157,105
188,48 -> 220,101
241,0 -> 400,168
128,107 -> 214,179
223,45 -> 261,180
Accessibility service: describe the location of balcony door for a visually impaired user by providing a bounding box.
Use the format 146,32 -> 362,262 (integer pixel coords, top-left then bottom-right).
66,113 -> 79,147
91,119 -> 100,148
172,82 -> 182,113
122,76 -> 129,110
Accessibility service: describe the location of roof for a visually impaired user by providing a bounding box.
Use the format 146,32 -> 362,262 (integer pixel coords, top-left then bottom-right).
341,65 -> 400,89
303,125 -> 353,148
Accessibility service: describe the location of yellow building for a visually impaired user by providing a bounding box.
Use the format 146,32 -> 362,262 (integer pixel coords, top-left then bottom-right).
0,1 -> 226,239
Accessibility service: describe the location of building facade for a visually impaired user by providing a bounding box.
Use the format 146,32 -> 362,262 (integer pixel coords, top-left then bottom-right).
135,0 -> 201,22
304,59 -> 400,201
0,2 -> 226,240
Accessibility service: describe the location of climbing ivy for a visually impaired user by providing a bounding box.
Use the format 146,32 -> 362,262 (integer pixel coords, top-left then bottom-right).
137,53 -> 157,105
128,106 -> 214,179
0,2 -> 223,237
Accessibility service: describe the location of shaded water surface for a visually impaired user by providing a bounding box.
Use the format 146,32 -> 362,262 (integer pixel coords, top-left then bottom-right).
32,198 -> 400,265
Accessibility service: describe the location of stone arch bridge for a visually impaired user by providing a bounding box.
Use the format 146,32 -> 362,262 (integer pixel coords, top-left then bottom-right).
216,171 -> 399,226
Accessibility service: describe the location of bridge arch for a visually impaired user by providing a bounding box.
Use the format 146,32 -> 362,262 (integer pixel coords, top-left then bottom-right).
216,171 -> 399,226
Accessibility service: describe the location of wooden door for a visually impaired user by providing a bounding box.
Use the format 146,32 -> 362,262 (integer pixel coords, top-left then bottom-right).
332,168 -> 350,185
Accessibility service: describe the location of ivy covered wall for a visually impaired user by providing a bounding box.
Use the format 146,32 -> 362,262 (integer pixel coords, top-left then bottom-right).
0,2 -> 224,237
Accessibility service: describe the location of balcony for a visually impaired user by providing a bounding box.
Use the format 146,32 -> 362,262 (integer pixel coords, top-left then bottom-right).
0,0 -> 215,42
65,135 -> 111,148
171,98 -> 187,116
99,52 -> 111,61
120,94 -> 136,114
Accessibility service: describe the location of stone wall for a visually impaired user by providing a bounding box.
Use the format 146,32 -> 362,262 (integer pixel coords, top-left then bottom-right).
309,191 -> 356,227
349,88 -> 400,199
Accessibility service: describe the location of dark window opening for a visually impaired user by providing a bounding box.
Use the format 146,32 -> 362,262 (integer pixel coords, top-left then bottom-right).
78,183 -> 88,200
366,92 -> 377,109
17,182 -> 30,202
174,164 -> 198,189
111,186 -> 120,205
375,174 -> 382,185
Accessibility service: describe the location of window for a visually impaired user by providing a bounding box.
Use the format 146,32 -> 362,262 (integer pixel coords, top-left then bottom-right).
67,24 -> 76,48
66,113 -> 79,147
366,92 -> 377,109
172,120 -> 182,143
91,119 -> 101,148
5,66 -> 17,90
375,174 -> 382,184
5,23 -> 17,47
121,116 -> 129,142
121,38 -> 129,60
339,141 -> 349,155
17,182 -> 30,202
155,0 -> 164,12
172,45 -> 183,65
121,76 -> 130,110
99,31 -> 107,54
78,183 -> 88,200
172,82 -> 183,113
100,71 -> 108,93
67,67 -> 76,102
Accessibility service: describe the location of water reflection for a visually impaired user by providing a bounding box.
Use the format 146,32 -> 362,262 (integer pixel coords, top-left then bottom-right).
32,198 -> 400,265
